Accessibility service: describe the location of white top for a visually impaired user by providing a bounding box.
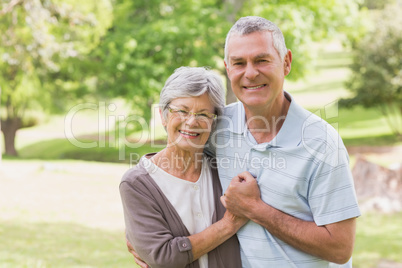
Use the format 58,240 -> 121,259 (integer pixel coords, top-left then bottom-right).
141,155 -> 215,268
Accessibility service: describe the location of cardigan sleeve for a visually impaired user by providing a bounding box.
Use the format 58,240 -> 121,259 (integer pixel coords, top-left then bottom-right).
120,173 -> 194,268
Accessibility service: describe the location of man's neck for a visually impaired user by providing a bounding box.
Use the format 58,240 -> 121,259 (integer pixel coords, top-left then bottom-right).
243,93 -> 291,144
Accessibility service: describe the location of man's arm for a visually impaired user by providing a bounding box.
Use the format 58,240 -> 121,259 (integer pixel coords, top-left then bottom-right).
221,172 -> 357,264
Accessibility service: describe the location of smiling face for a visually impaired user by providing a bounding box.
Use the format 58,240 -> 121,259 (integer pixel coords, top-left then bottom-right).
162,93 -> 215,154
225,31 -> 291,111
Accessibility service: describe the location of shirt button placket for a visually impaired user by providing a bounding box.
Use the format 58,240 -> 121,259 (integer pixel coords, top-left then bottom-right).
247,148 -> 258,179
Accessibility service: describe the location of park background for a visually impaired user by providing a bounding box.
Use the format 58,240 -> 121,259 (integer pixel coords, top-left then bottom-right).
1,0 -> 401,267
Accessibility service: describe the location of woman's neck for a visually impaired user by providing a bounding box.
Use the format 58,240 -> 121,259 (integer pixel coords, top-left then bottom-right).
151,147 -> 204,182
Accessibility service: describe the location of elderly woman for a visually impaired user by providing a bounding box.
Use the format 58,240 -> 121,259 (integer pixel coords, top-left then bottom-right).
119,67 -> 245,268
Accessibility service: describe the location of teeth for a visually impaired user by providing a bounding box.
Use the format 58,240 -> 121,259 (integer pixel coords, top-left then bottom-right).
246,85 -> 263,89
180,130 -> 199,136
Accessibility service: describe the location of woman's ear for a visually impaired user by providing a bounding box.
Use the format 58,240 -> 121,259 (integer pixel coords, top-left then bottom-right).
159,107 -> 167,127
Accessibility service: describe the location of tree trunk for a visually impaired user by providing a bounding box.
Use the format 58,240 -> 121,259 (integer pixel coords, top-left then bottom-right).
1,117 -> 22,156
225,74 -> 237,104
223,0 -> 245,105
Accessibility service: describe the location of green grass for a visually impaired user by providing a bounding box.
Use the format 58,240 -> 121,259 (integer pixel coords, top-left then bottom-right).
354,213 -> 402,267
287,68 -> 352,94
0,220 -> 136,267
1,212 -> 401,267
305,104 -> 400,147
342,133 -> 399,147
314,51 -> 354,69
329,106 -> 399,146
15,137 -> 164,163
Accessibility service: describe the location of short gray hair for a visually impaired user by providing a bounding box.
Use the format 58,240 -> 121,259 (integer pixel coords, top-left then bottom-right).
224,16 -> 288,63
159,66 -> 225,122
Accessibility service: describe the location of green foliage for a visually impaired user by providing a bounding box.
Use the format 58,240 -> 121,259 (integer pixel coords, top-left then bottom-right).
93,0 -> 228,124
359,0 -> 396,10
241,0 -> 361,80
94,0 -> 362,124
0,0 -> 110,116
341,4 -> 402,137
0,0 -> 112,154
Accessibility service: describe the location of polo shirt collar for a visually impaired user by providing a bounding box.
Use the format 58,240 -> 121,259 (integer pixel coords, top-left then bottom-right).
227,91 -> 305,148
228,101 -> 247,135
270,92 -> 305,148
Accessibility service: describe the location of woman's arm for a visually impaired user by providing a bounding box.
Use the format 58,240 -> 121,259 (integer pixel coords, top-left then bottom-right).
125,211 -> 246,268
126,238 -> 149,268
120,178 -> 246,268
188,210 -> 246,260
120,179 -> 192,268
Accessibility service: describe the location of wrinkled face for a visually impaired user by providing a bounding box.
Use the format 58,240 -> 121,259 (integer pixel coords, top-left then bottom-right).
162,93 -> 216,153
225,31 -> 291,110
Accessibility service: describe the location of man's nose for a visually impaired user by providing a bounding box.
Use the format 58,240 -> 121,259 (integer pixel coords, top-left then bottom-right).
244,63 -> 259,80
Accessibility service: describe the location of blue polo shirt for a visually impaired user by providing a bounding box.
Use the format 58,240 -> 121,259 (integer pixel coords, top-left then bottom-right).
205,92 -> 361,267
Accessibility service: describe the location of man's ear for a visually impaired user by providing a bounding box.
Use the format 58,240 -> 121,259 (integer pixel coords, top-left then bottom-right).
224,60 -> 229,75
284,49 -> 292,76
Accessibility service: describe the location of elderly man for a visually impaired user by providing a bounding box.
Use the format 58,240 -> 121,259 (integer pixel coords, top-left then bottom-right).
214,16 -> 360,267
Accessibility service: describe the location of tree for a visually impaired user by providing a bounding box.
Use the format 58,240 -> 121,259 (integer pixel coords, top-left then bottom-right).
229,0 -> 362,103
241,0 -> 362,80
359,0 -> 396,10
94,0 -> 361,125
223,0 -> 246,104
0,0 -> 112,155
340,4 -> 402,138
92,0 -> 229,126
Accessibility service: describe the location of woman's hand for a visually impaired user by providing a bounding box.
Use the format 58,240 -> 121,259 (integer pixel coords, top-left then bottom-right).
222,209 -> 249,232
126,238 -> 149,268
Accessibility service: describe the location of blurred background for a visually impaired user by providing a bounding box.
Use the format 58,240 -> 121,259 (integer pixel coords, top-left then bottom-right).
0,0 -> 401,267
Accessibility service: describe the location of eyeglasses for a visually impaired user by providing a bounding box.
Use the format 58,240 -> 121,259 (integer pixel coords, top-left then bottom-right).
168,106 -> 217,120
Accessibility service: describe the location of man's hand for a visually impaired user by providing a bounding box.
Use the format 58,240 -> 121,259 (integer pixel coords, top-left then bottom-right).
221,173 -> 357,264
126,238 -> 148,268
220,171 -> 261,218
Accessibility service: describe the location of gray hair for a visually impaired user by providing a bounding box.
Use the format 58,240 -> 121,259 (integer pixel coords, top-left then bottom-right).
159,66 -> 225,123
224,16 -> 288,63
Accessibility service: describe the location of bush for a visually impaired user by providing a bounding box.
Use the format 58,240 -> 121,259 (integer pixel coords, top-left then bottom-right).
341,4 -> 402,138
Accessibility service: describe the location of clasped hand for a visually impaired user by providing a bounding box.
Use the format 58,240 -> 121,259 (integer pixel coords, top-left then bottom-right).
220,171 -> 261,219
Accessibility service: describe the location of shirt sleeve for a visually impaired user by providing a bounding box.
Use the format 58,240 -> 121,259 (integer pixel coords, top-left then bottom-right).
308,146 -> 361,226
119,179 -> 194,268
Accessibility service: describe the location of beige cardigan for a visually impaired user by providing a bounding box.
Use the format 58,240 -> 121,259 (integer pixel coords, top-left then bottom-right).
119,153 -> 242,268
